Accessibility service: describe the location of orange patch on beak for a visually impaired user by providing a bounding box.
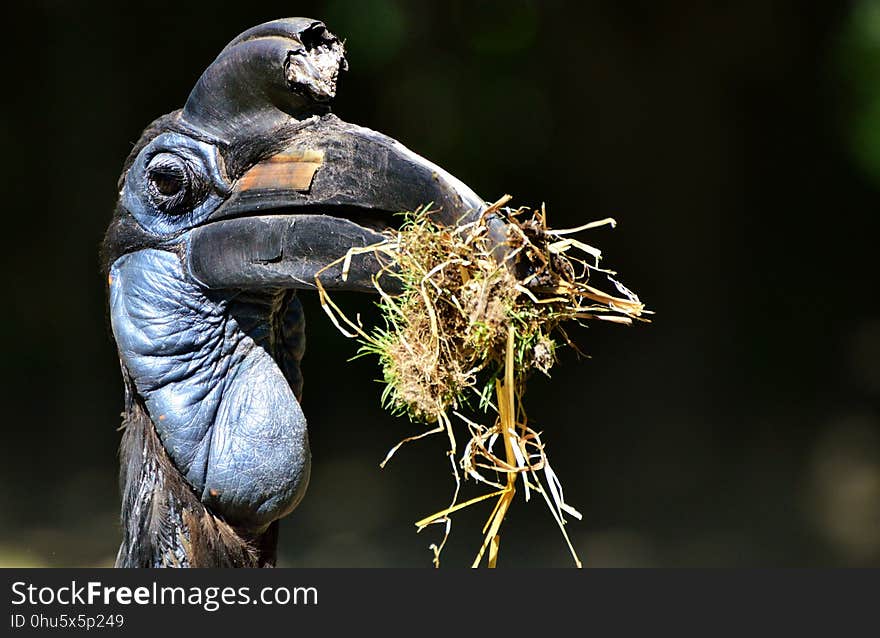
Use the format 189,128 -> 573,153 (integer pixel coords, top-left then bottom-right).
237,149 -> 324,193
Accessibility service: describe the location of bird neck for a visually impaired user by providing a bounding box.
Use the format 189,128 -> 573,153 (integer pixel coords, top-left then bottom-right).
109,247 -> 310,533
109,248 -> 310,565
115,397 -> 276,567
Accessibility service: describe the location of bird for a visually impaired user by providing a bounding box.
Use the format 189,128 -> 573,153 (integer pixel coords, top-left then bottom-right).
102,18 -> 505,567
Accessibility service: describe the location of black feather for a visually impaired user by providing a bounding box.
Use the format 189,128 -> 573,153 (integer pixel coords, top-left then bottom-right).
115,377 -> 275,568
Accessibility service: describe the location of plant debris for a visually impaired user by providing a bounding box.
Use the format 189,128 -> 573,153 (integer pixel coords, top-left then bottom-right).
316,195 -> 647,567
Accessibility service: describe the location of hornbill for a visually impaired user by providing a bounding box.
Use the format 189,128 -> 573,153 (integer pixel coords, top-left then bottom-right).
102,18 -> 505,567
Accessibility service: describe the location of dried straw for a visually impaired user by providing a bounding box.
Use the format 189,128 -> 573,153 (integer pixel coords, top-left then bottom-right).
315,196 -> 647,567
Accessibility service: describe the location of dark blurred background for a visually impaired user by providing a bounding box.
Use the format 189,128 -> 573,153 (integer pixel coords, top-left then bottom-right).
2,0 -> 879,567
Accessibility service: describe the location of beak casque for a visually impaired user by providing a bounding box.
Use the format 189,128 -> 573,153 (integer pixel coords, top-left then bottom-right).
178,18 -> 506,293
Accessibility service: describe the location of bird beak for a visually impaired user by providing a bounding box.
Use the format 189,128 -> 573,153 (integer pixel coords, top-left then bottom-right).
177,18 -> 507,293
185,116 -> 504,292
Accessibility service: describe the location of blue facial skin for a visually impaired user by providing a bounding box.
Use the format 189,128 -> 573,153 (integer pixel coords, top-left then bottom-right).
110,133 -> 310,531
122,132 -> 230,235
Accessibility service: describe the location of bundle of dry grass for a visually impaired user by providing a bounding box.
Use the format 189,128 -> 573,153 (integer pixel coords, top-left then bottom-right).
316,195 -> 647,567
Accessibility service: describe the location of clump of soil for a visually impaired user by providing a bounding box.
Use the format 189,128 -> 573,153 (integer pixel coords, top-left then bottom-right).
317,195 -> 647,567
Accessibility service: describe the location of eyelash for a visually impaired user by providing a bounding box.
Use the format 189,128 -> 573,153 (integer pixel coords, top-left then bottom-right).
145,154 -> 205,214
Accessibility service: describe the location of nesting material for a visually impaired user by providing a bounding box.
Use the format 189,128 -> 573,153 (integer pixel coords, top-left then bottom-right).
316,195 -> 647,567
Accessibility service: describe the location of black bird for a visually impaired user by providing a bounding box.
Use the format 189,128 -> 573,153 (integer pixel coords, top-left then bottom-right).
103,18 -> 504,567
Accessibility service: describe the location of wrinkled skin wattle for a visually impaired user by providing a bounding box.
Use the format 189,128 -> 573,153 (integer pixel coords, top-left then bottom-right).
110,249 -> 309,530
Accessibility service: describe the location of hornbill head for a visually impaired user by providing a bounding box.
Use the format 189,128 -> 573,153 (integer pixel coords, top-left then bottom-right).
103,18 -> 501,567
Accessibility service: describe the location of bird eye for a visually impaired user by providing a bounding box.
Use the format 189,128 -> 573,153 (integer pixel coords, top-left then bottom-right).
151,164 -> 185,196
145,153 -> 204,214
